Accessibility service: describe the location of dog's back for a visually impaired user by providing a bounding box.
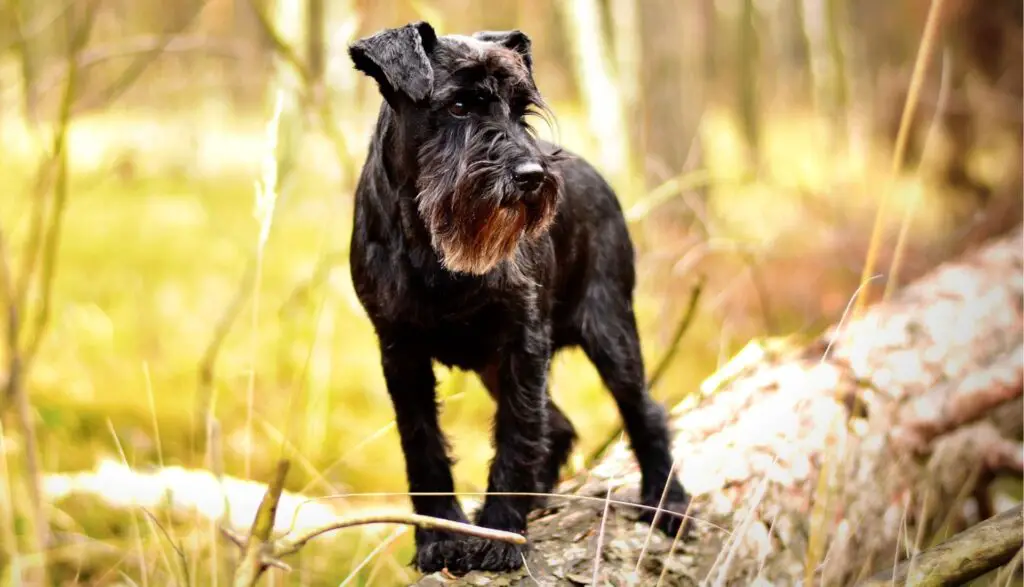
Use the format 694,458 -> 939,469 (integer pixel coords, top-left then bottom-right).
537,139 -> 640,351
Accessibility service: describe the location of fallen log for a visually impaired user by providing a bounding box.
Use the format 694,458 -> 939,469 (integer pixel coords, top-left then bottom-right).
859,504 -> 1022,587
415,224 -> 1024,586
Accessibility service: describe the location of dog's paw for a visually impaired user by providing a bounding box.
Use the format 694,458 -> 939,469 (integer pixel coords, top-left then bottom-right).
415,535 -> 527,575
414,536 -> 459,573
639,486 -> 696,541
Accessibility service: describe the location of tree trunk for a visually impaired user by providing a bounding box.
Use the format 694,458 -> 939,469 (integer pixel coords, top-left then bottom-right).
415,224 -> 1024,586
636,0 -> 707,192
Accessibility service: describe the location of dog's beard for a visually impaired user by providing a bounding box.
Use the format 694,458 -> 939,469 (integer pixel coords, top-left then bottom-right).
416,126 -> 562,275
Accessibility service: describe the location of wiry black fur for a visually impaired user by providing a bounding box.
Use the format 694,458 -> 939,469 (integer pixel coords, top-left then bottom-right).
347,21 -> 693,575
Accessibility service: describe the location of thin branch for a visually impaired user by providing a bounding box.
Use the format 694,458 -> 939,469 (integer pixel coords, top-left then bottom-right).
141,508 -> 191,587
859,505 -> 1023,587
76,35 -> 248,70
624,169 -> 714,223
246,0 -> 311,83
12,159 -> 55,343
295,491 -> 724,535
21,0 -> 101,370
0,0 -> 76,51
584,277 -> 705,465
196,256 -> 258,417
232,460 -> 290,587
224,459 -> 527,587
276,513 -> 527,558
647,276 -> 706,391
0,229 -> 18,409
244,0 -> 357,182
737,249 -> 776,335
14,35 -> 251,106
3,6 -> 101,584
72,0 -> 212,115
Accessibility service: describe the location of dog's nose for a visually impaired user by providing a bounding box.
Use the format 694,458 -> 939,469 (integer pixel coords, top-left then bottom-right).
513,162 -> 545,192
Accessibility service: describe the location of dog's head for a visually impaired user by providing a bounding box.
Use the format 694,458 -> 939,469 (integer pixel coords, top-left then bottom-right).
349,21 -> 565,275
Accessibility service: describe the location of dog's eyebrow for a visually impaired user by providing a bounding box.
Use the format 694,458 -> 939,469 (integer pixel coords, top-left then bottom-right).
449,62 -> 488,83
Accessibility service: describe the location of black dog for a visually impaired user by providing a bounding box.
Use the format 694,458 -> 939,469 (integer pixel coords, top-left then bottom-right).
347,21 -> 692,574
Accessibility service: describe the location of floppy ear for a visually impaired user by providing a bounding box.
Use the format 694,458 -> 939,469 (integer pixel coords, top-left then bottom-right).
473,29 -> 533,71
349,21 -> 437,104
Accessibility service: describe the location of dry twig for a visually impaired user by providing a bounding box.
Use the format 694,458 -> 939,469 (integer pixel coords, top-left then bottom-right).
224,460 -> 527,587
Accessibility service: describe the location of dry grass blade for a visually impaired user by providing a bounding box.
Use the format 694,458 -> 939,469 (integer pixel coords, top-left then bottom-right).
591,456 -> 618,584
0,417 -> 22,582
337,526 -> 408,587
884,45 -> 953,301
855,0 -> 948,316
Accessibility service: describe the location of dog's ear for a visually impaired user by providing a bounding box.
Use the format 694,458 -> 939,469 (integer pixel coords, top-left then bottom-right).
349,21 -> 437,104
473,30 -> 533,71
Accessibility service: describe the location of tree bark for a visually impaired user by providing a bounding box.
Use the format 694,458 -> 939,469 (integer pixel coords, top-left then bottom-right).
860,504 -> 1022,587
415,224 -> 1024,586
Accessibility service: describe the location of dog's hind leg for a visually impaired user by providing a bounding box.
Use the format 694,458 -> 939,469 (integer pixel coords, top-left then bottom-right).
480,364 -> 577,501
540,400 -> 577,495
576,291 -> 694,539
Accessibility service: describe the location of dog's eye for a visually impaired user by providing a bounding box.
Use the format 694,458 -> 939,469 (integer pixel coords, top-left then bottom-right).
448,101 -> 468,117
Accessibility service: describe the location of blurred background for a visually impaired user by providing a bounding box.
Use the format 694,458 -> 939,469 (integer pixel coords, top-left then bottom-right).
0,0 -> 1021,584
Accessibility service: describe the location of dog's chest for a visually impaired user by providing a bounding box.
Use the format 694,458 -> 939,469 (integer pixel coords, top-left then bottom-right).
400,284 -> 521,371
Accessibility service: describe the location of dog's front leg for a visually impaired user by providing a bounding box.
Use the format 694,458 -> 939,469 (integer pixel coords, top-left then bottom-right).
441,326 -> 551,574
378,337 -> 470,572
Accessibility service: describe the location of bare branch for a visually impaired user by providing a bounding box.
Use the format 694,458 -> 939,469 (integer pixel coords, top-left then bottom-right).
13,35 -> 251,106
225,460 -> 527,587
141,507 -> 191,586
647,276 -> 706,392
0,230 -> 18,407
220,526 -> 246,549
232,460 -> 290,587
196,256 -> 258,418
1,6 -> 103,586
0,0 -> 76,50
274,512 -> 527,559
21,0 -> 101,370
72,0 -> 213,115
243,0 -> 358,183
246,0 -> 311,83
